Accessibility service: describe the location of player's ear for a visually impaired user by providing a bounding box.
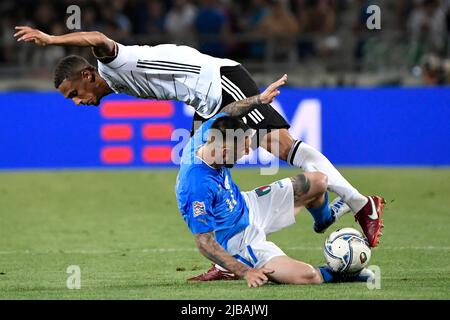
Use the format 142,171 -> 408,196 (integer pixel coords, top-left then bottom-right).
81,69 -> 95,82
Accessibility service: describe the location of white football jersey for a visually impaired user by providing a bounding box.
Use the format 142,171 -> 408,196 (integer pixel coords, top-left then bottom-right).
97,43 -> 239,118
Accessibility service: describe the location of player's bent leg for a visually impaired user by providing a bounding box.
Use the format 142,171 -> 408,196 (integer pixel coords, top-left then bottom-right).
287,139 -> 369,214
263,256 -> 323,285
290,172 -> 328,208
263,256 -> 374,285
261,128 -> 366,211
263,130 -> 385,245
290,172 -> 339,233
261,129 -> 367,213
261,129 -> 365,212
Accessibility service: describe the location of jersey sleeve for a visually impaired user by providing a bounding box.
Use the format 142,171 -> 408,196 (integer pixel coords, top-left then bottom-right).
98,43 -> 131,69
183,174 -> 218,235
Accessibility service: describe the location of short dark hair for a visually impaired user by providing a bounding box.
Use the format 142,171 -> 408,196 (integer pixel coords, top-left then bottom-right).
208,116 -> 251,145
53,55 -> 95,89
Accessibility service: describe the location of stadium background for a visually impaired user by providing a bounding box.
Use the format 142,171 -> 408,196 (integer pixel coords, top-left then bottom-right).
0,0 -> 449,300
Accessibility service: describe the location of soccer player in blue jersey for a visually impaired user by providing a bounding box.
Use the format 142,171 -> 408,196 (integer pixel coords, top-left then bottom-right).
176,75 -> 373,287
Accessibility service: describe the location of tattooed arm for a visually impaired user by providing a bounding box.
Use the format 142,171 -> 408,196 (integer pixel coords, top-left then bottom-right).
195,232 -> 249,277
221,95 -> 262,117
221,74 -> 288,117
195,232 -> 274,287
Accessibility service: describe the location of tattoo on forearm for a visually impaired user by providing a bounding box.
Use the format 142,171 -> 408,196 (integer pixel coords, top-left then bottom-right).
221,94 -> 262,117
195,232 -> 249,277
291,174 -> 311,203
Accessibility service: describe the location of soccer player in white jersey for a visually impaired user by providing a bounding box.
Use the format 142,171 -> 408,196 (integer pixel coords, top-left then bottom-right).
14,26 -> 385,280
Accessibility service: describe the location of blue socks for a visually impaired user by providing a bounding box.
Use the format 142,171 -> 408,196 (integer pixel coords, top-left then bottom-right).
319,266 -> 373,283
307,192 -> 333,226
319,266 -> 335,283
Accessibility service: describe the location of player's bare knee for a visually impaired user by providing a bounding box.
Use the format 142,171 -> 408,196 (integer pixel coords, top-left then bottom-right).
291,173 -> 311,196
315,172 -> 328,194
292,268 -> 322,285
303,267 -> 323,285
309,268 -> 324,284
304,172 -> 328,195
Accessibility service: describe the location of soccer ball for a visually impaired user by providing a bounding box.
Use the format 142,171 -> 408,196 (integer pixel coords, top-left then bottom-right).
323,227 -> 371,273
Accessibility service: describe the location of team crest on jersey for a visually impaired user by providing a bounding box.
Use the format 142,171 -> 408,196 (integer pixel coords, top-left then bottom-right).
255,185 -> 271,197
193,201 -> 206,217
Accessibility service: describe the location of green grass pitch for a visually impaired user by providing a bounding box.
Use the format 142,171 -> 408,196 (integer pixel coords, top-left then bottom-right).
0,168 -> 449,299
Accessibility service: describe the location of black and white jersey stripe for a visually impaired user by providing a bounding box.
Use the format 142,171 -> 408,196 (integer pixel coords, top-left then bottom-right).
136,60 -> 201,74
221,75 -> 265,125
221,75 -> 247,101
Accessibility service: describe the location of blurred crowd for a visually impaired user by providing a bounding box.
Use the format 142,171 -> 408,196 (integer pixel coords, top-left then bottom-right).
1,0 -> 449,84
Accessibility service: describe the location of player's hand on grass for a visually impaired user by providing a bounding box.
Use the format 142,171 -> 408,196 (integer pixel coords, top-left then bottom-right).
14,26 -> 53,46
244,267 -> 274,288
259,74 -> 288,105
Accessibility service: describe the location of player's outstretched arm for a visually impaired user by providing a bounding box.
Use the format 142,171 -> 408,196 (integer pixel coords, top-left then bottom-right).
221,74 -> 288,117
14,26 -> 115,58
195,232 -> 273,287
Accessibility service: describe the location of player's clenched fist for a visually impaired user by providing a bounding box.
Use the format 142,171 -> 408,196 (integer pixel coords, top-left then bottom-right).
14,26 -> 53,46
244,268 -> 274,288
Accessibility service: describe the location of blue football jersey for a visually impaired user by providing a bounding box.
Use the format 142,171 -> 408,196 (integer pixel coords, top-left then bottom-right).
175,113 -> 249,250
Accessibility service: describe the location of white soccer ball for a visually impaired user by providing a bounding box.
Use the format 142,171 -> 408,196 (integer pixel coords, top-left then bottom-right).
323,227 -> 371,273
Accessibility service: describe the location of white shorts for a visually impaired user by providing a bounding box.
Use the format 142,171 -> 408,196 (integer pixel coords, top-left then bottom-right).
226,178 -> 295,268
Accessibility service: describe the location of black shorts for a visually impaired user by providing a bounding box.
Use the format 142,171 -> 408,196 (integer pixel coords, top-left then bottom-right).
190,65 -> 290,146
